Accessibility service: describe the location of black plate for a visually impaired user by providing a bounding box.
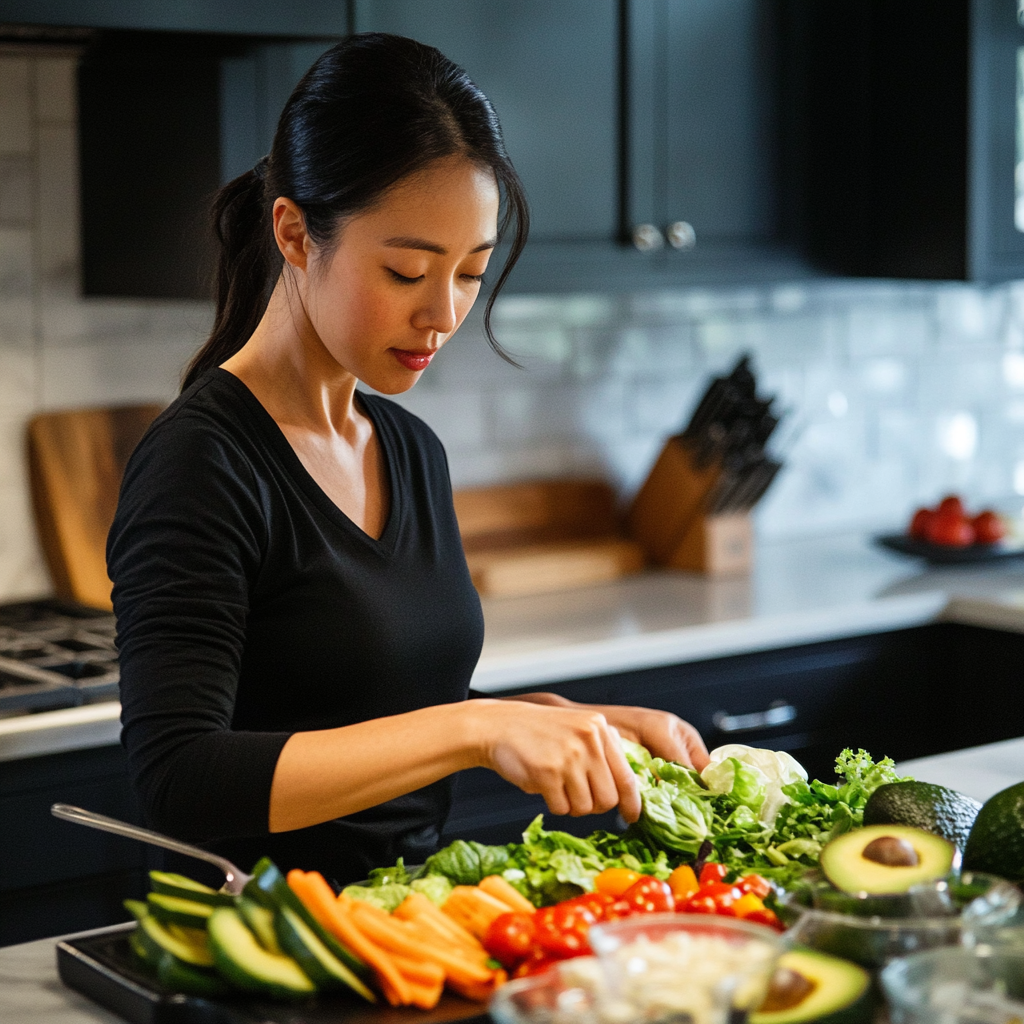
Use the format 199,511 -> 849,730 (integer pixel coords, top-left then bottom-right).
57,923 -> 491,1024
875,533 -> 1024,565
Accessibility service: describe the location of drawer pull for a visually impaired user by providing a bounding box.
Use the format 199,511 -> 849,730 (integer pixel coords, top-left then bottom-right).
712,701 -> 797,734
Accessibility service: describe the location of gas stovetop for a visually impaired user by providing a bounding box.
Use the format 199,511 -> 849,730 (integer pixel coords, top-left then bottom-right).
0,599 -> 118,714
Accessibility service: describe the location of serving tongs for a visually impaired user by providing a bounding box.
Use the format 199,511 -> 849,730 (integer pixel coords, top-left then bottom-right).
51,802 -> 252,895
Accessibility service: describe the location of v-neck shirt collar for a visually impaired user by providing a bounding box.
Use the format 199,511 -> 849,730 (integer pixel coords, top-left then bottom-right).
211,368 -> 402,555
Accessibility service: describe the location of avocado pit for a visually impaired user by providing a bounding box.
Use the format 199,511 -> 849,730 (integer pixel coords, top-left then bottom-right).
759,968 -> 817,1013
862,835 -> 919,867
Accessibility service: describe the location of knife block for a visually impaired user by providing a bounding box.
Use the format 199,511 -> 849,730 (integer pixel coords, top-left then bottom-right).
627,436 -> 753,575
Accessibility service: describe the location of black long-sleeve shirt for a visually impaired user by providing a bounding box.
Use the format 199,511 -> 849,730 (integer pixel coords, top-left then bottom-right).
107,369 -> 484,883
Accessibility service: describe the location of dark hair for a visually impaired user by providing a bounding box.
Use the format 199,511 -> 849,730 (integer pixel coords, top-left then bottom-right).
182,33 -> 529,391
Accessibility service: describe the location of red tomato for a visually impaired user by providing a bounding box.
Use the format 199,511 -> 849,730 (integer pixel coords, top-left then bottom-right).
744,906 -> 785,932
737,874 -> 772,899
680,894 -> 718,915
699,863 -> 729,887
909,507 -> 934,539
483,912 -> 537,970
562,892 -> 619,922
513,949 -> 562,978
973,510 -> 1006,544
620,877 -> 675,915
534,901 -> 597,958
938,494 -> 966,518
927,511 -> 975,547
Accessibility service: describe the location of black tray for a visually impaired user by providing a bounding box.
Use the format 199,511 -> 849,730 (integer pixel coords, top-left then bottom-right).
875,533 -> 1024,565
57,923 -> 491,1024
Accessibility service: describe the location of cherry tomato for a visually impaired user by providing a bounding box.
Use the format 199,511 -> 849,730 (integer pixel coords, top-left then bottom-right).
731,893 -> 766,919
620,877 -> 675,915
938,494 -> 966,519
699,863 -> 728,887
667,864 -> 699,902
681,894 -> 718,915
594,868 -> 643,897
483,912 -> 537,970
927,511 -> 974,547
744,906 -> 784,932
973,510 -> 1006,544
513,949 -> 562,978
737,874 -> 772,899
562,892 -> 619,921
534,901 -> 597,958
909,507 -> 934,539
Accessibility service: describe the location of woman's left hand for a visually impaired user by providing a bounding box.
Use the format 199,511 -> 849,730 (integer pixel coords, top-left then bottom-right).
503,693 -> 710,772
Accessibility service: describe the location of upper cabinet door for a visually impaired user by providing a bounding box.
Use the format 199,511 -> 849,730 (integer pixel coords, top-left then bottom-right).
625,0 -> 782,253
354,0 -> 619,244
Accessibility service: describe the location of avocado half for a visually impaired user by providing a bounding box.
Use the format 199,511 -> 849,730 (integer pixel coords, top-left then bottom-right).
819,824 -> 958,895
863,781 -> 981,852
963,781 -> 1024,882
751,949 -> 872,1024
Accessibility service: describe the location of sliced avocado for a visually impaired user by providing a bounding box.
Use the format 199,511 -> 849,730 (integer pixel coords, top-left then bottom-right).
864,782 -> 981,851
123,899 -> 215,968
207,907 -> 315,1000
963,781 -> 1024,882
751,949 -> 872,1024
819,825 -> 958,895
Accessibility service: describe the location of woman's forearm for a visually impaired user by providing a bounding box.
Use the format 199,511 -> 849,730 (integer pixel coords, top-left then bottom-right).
268,700 -> 489,832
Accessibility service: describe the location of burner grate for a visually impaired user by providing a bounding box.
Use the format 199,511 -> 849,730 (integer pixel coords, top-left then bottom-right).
0,600 -> 119,713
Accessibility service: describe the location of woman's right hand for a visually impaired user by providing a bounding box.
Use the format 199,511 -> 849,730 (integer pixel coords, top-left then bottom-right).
469,699 -> 642,823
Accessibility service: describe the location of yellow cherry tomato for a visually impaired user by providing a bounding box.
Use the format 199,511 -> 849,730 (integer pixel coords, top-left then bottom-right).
594,868 -> 643,896
731,892 -> 766,919
668,864 -> 699,902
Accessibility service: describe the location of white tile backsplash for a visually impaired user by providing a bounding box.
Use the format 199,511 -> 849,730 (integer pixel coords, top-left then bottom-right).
5,51 -> 1024,602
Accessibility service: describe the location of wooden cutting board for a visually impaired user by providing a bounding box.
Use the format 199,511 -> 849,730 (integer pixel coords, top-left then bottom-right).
27,404 -> 163,611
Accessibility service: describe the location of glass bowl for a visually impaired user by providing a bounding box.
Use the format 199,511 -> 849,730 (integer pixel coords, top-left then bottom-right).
588,913 -> 785,1023
489,958 -> 611,1024
881,946 -> 1024,1024
780,872 -> 1022,971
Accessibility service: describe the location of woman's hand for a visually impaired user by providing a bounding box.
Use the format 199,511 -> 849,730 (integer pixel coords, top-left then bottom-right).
470,699 -> 642,823
500,693 -> 710,772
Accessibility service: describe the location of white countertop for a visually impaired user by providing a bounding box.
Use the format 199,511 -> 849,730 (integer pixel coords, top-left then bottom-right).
6,532 -> 1024,761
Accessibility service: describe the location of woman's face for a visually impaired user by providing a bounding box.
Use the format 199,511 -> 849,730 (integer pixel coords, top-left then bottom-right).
288,155 -> 500,395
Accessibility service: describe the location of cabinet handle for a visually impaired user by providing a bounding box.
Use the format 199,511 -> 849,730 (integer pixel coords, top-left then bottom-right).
667,220 -> 697,250
712,701 -> 797,733
632,223 -> 664,251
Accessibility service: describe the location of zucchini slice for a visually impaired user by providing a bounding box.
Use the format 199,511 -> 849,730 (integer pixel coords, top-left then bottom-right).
245,858 -> 369,979
275,905 -> 376,1002
147,892 -> 215,929
148,870 -> 236,907
207,907 -> 315,1000
123,900 -> 214,968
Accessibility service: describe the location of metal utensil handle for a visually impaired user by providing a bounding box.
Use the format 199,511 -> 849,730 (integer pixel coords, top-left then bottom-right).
712,701 -> 797,734
51,803 -> 250,893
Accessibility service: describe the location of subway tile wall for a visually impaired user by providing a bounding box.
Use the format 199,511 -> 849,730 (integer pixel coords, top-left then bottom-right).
2,52 -> 1023,601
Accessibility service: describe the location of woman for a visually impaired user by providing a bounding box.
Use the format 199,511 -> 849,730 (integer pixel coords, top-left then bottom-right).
108,33 -> 708,884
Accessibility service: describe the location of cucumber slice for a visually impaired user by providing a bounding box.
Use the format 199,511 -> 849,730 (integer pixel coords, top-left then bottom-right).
245,858 -> 369,979
155,950 -> 230,999
275,905 -> 376,1003
123,900 -> 215,967
207,907 -> 315,1000
147,892 -> 215,929
238,897 -> 283,955
149,870 -> 236,907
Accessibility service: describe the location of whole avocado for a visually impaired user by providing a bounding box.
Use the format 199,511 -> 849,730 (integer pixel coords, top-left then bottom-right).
863,781 -> 981,851
963,781 -> 1024,882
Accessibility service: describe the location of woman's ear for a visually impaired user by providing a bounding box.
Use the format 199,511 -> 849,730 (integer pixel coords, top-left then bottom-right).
273,197 -> 310,270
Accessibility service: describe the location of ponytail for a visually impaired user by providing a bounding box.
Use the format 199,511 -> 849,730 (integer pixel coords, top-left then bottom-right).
181,161 -> 279,390
182,34 -> 530,393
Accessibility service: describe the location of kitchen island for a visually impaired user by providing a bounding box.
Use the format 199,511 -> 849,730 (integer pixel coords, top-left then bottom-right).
3,530 -> 1024,945
2,734 -> 1021,1024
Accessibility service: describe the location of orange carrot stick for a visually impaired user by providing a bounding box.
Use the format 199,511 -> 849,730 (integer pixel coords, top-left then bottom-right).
479,876 -> 536,915
289,871 -> 411,1005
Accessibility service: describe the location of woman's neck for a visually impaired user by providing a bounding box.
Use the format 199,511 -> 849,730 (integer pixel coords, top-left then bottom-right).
220,275 -> 362,442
